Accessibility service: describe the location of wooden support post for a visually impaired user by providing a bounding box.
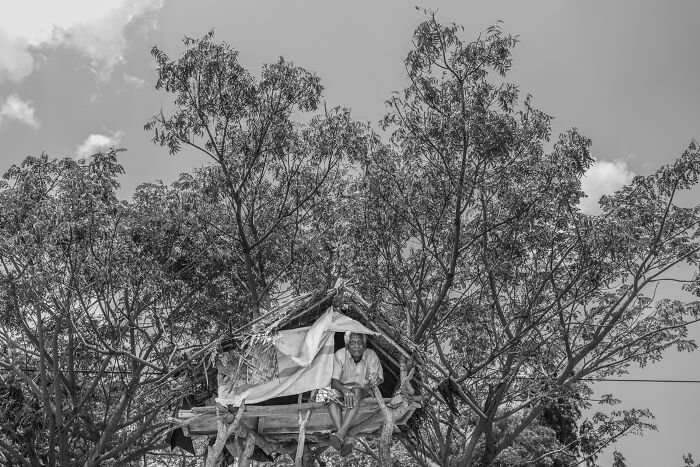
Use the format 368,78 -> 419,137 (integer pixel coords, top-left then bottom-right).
294,409 -> 310,466
205,400 -> 245,467
294,391 -> 306,466
295,389 -> 317,467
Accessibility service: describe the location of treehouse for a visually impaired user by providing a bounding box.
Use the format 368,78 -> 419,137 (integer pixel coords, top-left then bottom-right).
172,282 -> 423,466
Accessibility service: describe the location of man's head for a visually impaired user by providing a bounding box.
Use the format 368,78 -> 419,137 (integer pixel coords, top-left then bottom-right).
344,332 -> 368,360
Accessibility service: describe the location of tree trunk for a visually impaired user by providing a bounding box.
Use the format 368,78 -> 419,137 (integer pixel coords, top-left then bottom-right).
206,401 -> 245,467
372,384 -> 395,467
238,435 -> 256,467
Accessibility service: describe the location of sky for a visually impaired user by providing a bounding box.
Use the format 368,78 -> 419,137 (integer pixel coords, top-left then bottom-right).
1,1 -> 699,464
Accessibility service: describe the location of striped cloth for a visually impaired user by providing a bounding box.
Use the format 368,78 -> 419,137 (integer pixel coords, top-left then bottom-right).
217,307 -> 377,406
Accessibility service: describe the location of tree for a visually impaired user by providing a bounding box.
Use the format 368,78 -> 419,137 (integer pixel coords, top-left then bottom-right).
145,30 -> 379,467
146,32 -> 370,318
0,153 -> 217,466
611,450 -> 627,467
683,453 -> 700,467
7,12 -> 696,467
345,11 -> 700,466
132,172 -> 251,334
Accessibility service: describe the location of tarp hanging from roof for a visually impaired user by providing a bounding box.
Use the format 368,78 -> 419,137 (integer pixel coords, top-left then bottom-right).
217,306 -> 377,406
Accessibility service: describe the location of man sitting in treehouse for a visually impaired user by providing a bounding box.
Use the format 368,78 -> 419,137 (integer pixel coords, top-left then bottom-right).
327,332 -> 383,454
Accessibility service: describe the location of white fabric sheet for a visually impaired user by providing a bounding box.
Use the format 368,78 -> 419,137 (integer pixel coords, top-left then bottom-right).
216,307 -> 377,406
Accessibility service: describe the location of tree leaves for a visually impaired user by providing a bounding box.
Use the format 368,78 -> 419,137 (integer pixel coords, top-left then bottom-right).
0,152 -> 223,466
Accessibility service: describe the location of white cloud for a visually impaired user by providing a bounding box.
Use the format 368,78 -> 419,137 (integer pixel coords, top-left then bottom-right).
0,0 -> 164,83
0,30 -> 35,82
0,94 -> 39,128
76,131 -> 124,158
123,73 -> 146,87
580,159 -> 635,214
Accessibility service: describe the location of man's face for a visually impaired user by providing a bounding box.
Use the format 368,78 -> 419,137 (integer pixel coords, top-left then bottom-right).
347,333 -> 366,359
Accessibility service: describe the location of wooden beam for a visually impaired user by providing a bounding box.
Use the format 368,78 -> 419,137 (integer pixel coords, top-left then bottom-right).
182,398 -> 394,418
177,396 -> 423,437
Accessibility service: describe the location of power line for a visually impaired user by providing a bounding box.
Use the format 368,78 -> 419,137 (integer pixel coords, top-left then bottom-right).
462,375 -> 700,384
11,367 -> 179,376
583,378 -> 700,384
6,367 -> 700,384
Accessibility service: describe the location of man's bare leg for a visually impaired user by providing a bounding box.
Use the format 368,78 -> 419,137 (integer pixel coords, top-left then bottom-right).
328,402 -> 343,431
334,387 -> 363,441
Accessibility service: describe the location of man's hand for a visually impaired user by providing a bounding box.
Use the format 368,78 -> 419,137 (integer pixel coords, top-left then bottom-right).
368,375 -> 377,387
342,385 -> 363,409
342,386 -> 355,409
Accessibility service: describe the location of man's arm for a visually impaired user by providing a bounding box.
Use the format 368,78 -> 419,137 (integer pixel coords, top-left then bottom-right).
360,350 -> 384,392
357,379 -> 372,393
331,378 -> 349,393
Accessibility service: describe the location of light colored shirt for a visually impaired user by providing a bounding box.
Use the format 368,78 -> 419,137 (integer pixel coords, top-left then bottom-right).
331,347 -> 384,387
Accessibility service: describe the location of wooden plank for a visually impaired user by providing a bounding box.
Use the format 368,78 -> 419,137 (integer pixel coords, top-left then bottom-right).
185,408 -> 377,436
183,399 -> 388,418
186,402 -> 327,417
253,403 -> 384,435
258,410 -> 332,434
177,397 -> 421,436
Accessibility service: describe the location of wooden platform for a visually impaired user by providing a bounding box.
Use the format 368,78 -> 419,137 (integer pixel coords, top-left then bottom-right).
178,397 -> 420,441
